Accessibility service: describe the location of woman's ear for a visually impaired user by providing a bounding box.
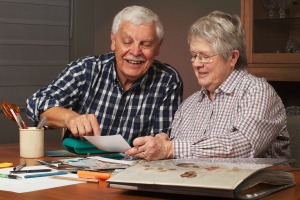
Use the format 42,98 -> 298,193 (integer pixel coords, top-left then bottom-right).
232,50 -> 239,60
230,50 -> 240,66
229,50 -> 240,69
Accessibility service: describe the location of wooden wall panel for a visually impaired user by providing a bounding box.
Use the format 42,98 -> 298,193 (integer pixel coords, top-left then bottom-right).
0,0 -> 69,144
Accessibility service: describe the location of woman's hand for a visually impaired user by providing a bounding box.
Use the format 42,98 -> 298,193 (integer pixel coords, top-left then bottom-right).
124,133 -> 173,161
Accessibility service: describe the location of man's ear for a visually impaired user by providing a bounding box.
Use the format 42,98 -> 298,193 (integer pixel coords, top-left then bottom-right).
155,39 -> 163,56
110,32 -> 116,51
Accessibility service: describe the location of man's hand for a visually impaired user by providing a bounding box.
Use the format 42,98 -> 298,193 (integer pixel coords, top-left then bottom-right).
65,114 -> 100,137
40,107 -> 100,137
124,133 -> 173,161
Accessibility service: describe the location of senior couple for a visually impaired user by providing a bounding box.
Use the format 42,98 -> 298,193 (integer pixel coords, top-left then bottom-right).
26,6 -> 290,161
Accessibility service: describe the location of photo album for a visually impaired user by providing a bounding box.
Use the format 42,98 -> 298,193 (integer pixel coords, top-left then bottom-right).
106,158 -> 295,200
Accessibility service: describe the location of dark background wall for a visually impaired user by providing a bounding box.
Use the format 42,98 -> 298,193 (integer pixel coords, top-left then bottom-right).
93,0 -> 241,100
1,0 -> 298,144
0,0 -> 240,144
70,0 -> 241,100
0,0 -> 69,144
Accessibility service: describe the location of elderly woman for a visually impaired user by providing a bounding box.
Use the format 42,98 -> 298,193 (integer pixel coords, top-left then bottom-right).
125,10 -> 290,161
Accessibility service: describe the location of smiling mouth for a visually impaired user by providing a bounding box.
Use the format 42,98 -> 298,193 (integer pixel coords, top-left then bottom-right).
197,71 -> 208,77
125,59 -> 145,65
198,71 -> 207,74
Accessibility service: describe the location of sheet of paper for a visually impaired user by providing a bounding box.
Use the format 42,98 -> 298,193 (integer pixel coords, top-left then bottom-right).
83,135 -> 131,152
0,166 -> 82,193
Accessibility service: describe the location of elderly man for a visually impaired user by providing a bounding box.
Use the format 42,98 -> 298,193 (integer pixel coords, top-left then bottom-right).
26,6 -> 183,143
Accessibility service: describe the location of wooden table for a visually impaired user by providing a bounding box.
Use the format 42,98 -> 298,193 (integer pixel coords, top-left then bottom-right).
0,143 -> 299,200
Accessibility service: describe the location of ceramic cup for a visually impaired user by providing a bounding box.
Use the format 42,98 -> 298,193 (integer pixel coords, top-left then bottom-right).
19,127 -> 44,158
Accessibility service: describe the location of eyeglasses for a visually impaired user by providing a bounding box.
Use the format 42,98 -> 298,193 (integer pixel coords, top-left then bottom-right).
187,52 -> 218,63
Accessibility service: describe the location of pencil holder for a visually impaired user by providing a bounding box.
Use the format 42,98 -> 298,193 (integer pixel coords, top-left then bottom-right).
19,127 -> 44,158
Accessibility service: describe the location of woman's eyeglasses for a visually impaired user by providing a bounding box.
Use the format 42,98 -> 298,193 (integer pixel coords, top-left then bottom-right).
186,52 -> 218,63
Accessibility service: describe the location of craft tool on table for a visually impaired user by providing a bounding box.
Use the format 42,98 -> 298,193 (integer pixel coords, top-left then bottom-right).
36,116 -> 47,129
51,176 -> 99,183
13,162 -> 26,171
1,101 -> 28,129
77,170 -> 113,181
35,159 -> 60,169
0,173 -> 21,179
11,169 -> 52,174
0,162 -> 13,168
24,170 -> 67,179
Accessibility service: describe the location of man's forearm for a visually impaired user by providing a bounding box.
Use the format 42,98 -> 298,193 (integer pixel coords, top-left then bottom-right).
40,106 -> 79,129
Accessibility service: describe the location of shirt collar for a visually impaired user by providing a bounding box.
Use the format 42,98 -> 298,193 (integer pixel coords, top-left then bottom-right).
219,69 -> 247,94
197,69 -> 247,101
110,57 -> 149,91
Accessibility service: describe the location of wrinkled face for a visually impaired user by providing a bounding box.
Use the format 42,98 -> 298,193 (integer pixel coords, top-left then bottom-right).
189,38 -> 238,93
110,21 -> 162,89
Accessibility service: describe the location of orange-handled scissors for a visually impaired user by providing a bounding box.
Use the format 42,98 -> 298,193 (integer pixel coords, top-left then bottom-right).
1,101 -> 28,129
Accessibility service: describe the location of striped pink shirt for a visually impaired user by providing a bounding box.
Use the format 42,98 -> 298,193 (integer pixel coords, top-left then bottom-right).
171,69 -> 290,159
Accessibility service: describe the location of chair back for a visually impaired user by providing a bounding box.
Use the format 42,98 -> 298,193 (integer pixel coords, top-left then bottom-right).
286,106 -> 300,167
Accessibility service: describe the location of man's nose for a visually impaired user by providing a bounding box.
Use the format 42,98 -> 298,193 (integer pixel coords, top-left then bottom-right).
130,44 -> 142,55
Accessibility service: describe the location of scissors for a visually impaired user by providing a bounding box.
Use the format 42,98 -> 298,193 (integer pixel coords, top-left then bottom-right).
1,101 -> 28,129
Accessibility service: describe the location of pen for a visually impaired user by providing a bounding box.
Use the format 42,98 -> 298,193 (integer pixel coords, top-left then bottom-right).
51,176 -> 99,183
0,173 -> 22,180
35,159 -> 59,169
35,159 -> 48,165
77,170 -> 113,181
24,170 -> 67,179
13,162 -> 26,171
11,169 -> 52,174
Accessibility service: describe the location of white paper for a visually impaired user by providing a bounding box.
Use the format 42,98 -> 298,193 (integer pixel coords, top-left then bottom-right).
83,135 -> 131,152
0,166 -> 82,193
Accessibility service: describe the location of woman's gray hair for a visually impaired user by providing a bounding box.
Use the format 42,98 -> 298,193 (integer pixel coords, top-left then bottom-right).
112,5 -> 164,41
188,11 -> 247,69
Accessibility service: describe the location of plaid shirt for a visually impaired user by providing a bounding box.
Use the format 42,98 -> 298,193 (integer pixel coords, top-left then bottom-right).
170,69 -> 290,159
26,52 -> 183,142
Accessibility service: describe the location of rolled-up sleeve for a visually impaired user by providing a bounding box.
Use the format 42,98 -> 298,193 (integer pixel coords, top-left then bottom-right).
26,61 -> 86,123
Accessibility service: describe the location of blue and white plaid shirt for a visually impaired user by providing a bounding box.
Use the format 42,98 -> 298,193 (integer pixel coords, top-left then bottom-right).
26,52 -> 183,142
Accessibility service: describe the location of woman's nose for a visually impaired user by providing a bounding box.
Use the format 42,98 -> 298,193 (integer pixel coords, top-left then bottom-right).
193,59 -> 205,68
